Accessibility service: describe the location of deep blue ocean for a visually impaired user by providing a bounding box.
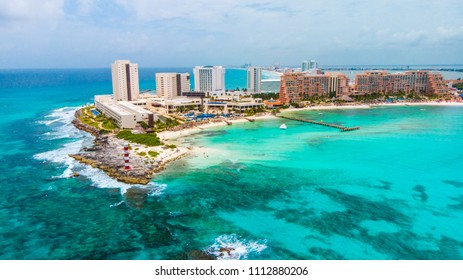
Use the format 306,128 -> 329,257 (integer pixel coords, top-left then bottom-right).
1,68 -> 463,260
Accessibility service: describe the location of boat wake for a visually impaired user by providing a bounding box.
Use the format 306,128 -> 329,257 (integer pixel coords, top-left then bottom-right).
205,234 -> 267,260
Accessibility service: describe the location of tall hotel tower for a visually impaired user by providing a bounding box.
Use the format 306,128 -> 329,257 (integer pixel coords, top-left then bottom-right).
301,59 -> 318,72
155,73 -> 191,100
193,66 -> 225,96
247,66 -> 262,93
111,60 -> 140,101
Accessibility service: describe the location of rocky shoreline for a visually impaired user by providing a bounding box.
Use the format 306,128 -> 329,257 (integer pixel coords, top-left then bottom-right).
69,109 -> 189,185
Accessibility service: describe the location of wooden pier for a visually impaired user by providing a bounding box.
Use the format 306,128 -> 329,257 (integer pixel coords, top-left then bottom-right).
244,117 -> 255,122
277,115 -> 360,132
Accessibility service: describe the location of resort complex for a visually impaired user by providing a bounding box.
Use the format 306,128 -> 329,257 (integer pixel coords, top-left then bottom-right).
93,60 -> 266,129
278,60 -> 456,105
92,60 -> 462,130
354,70 -> 448,96
279,70 -> 350,104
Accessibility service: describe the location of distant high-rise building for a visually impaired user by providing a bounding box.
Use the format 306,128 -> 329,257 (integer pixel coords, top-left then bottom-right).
193,66 -> 225,95
111,60 -> 140,101
155,73 -> 190,100
301,59 -> 318,72
301,60 -> 309,72
247,66 -> 262,93
309,60 -> 318,69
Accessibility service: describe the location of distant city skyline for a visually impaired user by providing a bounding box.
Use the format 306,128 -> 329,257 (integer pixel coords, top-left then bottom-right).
1,0 -> 462,68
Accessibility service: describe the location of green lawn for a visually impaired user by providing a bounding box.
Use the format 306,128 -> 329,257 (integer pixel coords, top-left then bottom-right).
116,130 -> 163,146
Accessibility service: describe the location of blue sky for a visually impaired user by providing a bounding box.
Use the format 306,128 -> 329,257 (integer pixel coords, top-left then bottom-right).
1,0 -> 462,68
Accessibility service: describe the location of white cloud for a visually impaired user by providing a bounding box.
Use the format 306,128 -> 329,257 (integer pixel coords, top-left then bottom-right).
1,0 -> 462,67
0,0 -> 64,21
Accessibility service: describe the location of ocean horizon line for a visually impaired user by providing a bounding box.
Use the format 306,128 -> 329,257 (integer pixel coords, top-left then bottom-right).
2,63 -> 463,71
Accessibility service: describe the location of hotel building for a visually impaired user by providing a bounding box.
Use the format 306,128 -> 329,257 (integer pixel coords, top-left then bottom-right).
301,60 -> 318,72
155,73 -> 190,100
94,95 -> 156,129
111,60 -> 140,101
279,71 -> 350,104
247,66 -> 262,93
193,66 -> 225,96
354,71 -> 448,96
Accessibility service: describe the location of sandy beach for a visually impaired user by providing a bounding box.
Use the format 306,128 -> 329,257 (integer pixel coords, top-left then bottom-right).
158,114 -> 277,141
159,101 -> 463,141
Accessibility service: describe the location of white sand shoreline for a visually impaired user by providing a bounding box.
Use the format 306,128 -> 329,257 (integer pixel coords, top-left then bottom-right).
158,114 -> 277,140
158,101 -> 463,141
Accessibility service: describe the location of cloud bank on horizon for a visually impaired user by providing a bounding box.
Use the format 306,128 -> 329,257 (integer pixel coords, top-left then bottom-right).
0,0 -> 462,68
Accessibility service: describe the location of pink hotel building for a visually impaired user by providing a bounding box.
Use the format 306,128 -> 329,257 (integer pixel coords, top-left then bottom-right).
279,71 -> 350,104
354,70 -> 448,96
279,70 -> 449,104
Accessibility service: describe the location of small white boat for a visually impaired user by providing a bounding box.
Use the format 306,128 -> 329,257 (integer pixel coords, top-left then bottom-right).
280,123 -> 287,130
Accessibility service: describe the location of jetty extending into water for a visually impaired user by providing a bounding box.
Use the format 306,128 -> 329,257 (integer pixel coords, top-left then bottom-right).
277,115 -> 360,132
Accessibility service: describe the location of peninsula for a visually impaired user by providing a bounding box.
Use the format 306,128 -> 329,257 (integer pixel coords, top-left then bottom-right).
68,60 -> 463,185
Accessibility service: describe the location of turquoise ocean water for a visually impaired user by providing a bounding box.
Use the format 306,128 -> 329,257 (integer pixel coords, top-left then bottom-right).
1,68 -> 463,259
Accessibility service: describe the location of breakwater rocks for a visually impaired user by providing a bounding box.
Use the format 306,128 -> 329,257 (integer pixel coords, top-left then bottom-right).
70,110 -> 189,185
69,134 -> 189,185
69,136 -> 155,185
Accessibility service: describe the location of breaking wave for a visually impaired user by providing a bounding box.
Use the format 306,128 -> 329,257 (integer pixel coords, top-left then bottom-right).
34,106 -> 167,195
205,234 -> 267,260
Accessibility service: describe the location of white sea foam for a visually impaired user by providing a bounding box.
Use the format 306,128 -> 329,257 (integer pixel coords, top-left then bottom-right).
148,184 -> 167,196
35,106 -> 168,195
78,165 -> 167,194
34,139 -> 84,178
110,201 -> 125,208
38,106 -> 77,126
205,234 -> 267,260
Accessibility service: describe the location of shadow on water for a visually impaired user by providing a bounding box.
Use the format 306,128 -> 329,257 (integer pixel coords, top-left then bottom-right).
448,195 -> 463,210
443,180 -> 463,188
412,185 -> 429,202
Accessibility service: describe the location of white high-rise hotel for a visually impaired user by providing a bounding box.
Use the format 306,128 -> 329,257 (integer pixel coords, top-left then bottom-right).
247,66 -> 262,93
301,59 -> 318,72
193,66 -> 225,96
155,73 -> 190,100
111,60 -> 140,101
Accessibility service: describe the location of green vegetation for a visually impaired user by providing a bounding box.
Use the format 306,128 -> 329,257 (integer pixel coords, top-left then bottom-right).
251,92 -> 279,100
154,118 -> 180,132
79,116 -> 100,129
79,106 -> 119,132
116,130 -> 163,146
138,151 -> 147,156
350,92 -> 383,102
454,82 -> 463,90
176,105 -> 196,113
78,107 -> 100,129
302,95 -> 329,104
148,151 -> 159,157
243,107 -> 266,116
290,102 -> 302,108
139,121 -> 149,129
102,119 -> 117,130
165,144 -> 177,149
